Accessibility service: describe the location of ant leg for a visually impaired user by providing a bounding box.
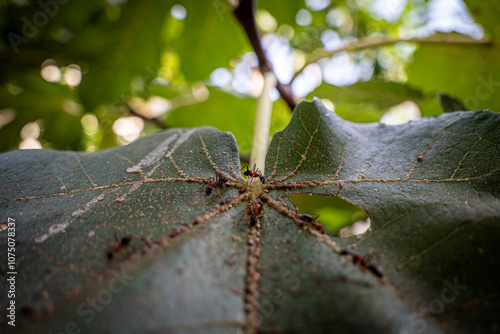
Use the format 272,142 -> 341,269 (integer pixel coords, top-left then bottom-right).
246,175 -> 254,186
215,188 -> 224,200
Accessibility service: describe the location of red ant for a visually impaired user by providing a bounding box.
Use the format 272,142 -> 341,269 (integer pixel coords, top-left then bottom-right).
299,213 -> 325,234
205,171 -> 229,196
106,234 -> 132,260
219,196 -> 232,206
340,248 -> 384,279
241,164 -> 265,184
247,199 -> 264,226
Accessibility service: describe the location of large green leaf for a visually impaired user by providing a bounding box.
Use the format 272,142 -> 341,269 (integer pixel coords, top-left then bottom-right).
0,73 -> 82,152
309,81 -> 426,109
73,0 -> 167,110
258,0 -> 304,26
464,0 -> 500,36
263,99 -> 500,332
308,81 -> 427,122
1,100 -> 499,333
168,1 -> 248,81
407,2 -> 500,117
407,41 -> 500,116
162,87 -> 290,153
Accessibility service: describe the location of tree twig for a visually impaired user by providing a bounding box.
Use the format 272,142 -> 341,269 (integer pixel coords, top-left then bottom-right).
234,0 -> 297,111
292,33 -> 492,82
127,107 -> 169,130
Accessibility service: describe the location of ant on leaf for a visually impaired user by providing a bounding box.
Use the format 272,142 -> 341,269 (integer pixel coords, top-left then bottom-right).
106,233 -> 132,260
298,213 -> 325,234
247,198 -> 264,226
240,164 -> 265,184
340,248 -> 385,279
204,171 -> 229,197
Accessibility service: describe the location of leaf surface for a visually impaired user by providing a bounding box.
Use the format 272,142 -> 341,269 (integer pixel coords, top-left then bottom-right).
1,100 -> 499,333
263,99 -> 500,333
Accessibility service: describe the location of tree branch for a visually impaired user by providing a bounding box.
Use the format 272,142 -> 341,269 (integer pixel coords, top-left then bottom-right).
234,0 -> 297,111
127,107 -> 169,130
292,33 -> 492,82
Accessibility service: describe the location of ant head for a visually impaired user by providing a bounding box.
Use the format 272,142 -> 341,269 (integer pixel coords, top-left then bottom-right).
239,165 -> 251,176
220,176 -> 228,183
259,175 -> 266,183
121,235 -> 132,245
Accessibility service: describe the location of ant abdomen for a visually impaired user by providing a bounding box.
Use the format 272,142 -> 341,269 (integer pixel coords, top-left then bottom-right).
299,214 -> 313,223
367,263 -> 384,278
205,185 -> 213,196
250,215 -> 258,226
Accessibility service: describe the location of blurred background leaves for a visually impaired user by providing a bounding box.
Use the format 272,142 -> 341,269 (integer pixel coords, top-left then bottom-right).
1,0 -> 498,232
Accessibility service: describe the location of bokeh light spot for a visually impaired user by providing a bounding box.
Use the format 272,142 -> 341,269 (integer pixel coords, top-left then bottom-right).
113,116 -> 144,145
296,9 -> 312,27
380,101 -> 421,125
0,109 -> 16,130
64,64 -> 82,87
41,65 -> 61,83
81,114 -> 99,135
306,0 -> 331,11
21,122 -> 40,140
210,68 -> 232,88
19,138 -> 42,150
171,4 -> 187,20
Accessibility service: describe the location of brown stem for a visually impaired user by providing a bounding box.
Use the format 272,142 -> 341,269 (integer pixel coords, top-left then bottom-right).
292,33 -> 492,82
234,0 -> 297,111
127,107 -> 169,130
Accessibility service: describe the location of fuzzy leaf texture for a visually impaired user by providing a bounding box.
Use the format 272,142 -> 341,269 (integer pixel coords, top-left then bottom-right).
0,99 -> 499,334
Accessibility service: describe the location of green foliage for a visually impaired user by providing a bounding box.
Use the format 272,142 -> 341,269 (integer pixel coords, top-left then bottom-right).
438,92 -> 468,113
407,41 -> 500,115
407,1 -> 500,115
163,87 -> 290,152
308,81 -> 427,122
0,72 -> 82,151
1,1 -> 500,332
290,193 -> 367,233
71,0 -> 167,110
167,0 -> 249,81
0,0 -> 496,155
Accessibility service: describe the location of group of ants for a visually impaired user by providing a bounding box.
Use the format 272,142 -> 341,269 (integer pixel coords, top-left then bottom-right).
107,164 -> 384,280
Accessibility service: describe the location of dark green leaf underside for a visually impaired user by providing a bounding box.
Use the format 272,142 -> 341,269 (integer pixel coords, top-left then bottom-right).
264,99 -> 500,333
